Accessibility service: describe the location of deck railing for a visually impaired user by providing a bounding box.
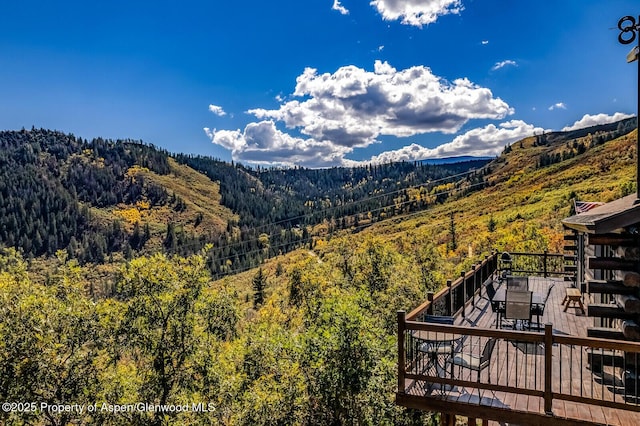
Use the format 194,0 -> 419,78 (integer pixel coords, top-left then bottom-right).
406,251 -> 568,323
504,251 -> 568,278
406,253 -> 499,322
398,318 -> 640,415
398,251 -> 640,419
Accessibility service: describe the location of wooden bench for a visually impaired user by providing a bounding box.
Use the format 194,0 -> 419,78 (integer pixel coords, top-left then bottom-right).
562,287 -> 585,314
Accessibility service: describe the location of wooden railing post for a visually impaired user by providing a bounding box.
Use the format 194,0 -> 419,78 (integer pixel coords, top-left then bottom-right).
461,272 -> 466,318
426,292 -> 434,315
471,264 -> 477,309
544,323 -> 553,414
398,310 -> 406,394
490,250 -> 497,279
446,280 -> 453,316
483,255 -> 489,283
543,250 -> 548,278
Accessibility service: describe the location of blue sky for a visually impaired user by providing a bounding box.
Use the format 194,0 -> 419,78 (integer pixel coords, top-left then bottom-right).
0,0 -> 637,167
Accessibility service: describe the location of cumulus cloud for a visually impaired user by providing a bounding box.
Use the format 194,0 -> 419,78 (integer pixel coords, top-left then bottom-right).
204,121 -> 352,168
205,61 -> 517,168
370,0 -> 464,27
332,0 -> 349,15
491,60 -> 517,71
356,120 -> 544,164
208,104 -> 227,116
548,102 -> 566,111
248,61 -> 513,148
561,112 -> 635,131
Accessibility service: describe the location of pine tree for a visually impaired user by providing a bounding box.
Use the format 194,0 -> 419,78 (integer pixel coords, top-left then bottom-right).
288,268 -> 303,307
252,268 -> 266,309
164,222 -> 177,252
449,212 -> 457,252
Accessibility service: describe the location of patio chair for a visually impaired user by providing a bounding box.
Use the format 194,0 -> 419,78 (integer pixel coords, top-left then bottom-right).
492,299 -> 506,329
480,281 -> 507,328
481,280 -> 497,301
504,290 -> 533,330
421,315 -> 454,325
530,284 -> 554,327
447,338 -> 497,382
506,276 -> 529,291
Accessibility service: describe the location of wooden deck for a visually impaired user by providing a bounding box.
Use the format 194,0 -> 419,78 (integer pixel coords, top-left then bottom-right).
399,276 -> 640,425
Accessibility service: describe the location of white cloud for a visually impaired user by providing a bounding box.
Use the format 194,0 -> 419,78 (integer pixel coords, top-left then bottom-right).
332,0 -> 349,15
208,104 -> 227,116
206,61 -> 517,168
204,121 -> 352,168
370,0 -> 464,27
548,102 -> 567,111
491,60 -> 517,71
357,120 -> 544,164
561,112 -> 635,131
248,61 -> 513,149
481,40 -> 489,45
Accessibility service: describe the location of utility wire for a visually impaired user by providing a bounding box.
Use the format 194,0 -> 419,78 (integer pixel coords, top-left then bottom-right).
208,179 -> 489,279
168,167 -> 484,256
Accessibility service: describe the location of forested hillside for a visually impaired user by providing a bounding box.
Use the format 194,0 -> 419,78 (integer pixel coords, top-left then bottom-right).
0,128 -> 488,278
0,129 -> 174,263
175,153 -> 489,277
0,119 -> 637,425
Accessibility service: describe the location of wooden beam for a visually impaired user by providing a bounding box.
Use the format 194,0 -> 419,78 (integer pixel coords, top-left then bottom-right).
395,393 -> 596,426
587,326 -> 626,340
624,272 -> 640,288
588,257 -> 639,271
587,303 -> 638,319
588,233 -> 640,247
616,294 -> 640,314
622,320 -> 640,340
586,280 -> 636,295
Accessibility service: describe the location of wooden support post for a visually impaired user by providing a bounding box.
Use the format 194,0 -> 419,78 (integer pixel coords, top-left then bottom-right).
461,272 -> 466,318
397,311 -> 406,394
544,323 -> 553,415
440,413 -> 455,426
446,280 -> 453,316
471,264 -> 477,309
482,256 -> 488,285
427,292 -> 434,315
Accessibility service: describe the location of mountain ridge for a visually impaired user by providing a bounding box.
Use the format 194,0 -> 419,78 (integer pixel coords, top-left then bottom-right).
0,117 -> 636,277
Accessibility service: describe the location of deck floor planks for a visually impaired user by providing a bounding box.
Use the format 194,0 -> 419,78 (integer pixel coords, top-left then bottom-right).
588,404 -> 608,425
404,276 -> 640,424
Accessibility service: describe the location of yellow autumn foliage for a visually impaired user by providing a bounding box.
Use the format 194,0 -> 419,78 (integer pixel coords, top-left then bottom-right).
135,200 -> 150,210
114,207 -> 141,224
